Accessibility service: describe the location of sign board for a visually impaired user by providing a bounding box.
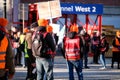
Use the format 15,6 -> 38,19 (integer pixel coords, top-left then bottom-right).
50,23 -> 60,35
37,0 -> 61,19
61,3 -> 103,14
20,0 -> 53,3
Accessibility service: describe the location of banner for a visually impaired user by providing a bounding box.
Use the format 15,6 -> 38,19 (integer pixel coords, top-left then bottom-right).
37,0 -> 61,19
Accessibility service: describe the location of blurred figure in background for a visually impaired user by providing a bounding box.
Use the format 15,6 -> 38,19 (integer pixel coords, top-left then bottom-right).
99,33 -> 108,69
80,29 -> 91,69
19,32 -> 26,67
24,28 -> 36,80
111,31 -> 120,69
91,31 -> 100,64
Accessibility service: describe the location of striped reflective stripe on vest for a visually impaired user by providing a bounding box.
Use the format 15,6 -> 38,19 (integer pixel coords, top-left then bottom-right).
0,36 -> 8,69
65,36 -> 80,60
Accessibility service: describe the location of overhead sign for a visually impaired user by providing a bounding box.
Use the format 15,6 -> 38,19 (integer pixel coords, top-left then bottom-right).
61,3 -> 103,14
20,0 -> 53,3
37,0 -> 61,19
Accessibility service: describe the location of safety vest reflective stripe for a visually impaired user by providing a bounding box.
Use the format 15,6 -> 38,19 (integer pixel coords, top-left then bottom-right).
66,52 -> 80,56
0,52 -> 6,54
0,36 -> 8,69
0,60 -> 5,62
66,48 -> 80,52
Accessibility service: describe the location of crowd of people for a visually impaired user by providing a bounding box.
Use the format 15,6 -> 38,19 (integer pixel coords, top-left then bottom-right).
0,17 -> 120,80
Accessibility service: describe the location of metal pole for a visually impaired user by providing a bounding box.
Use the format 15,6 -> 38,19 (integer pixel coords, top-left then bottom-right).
22,4 -> 25,32
4,0 -> 6,18
48,1 -> 52,24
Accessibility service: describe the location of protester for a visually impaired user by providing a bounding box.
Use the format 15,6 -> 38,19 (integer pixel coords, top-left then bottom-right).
91,31 -> 100,64
24,28 -> 36,80
80,29 -> 91,69
19,32 -> 26,67
0,18 -> 15,79
32,19 -> 56,80
99,33 -> 108,69
63,24 -> 83,80
111,31 -> 120,69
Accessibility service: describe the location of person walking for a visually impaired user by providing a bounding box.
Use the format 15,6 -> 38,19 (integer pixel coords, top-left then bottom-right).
32,19 -> 56,80
99,33 -> 108,69
91,31 -> 100,64
63,24 -> 83,80
111,31 -> 120,69
0,18 -> 15,80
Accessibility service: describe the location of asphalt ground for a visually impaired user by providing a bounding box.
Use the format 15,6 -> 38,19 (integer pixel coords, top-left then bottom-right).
13,56 -> 120,80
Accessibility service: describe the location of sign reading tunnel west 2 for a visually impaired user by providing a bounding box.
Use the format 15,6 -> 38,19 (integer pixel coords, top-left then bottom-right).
60,3 -> 103,15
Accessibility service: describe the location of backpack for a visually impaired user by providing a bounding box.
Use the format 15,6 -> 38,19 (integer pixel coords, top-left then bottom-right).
32,31 -> 51,58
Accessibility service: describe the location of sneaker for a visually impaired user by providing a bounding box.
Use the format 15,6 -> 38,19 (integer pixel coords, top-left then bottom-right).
99,67 -> 106,70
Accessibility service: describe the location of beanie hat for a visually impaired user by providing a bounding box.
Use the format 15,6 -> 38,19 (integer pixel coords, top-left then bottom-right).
46,25 -> 53,33
0,18 -> 8,27
70,24 -> 78,33
37,19 -> 48,27
23,28 -> 29,33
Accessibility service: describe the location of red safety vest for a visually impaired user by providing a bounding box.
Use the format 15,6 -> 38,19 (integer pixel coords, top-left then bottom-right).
100,38 -> 106,52
64,36 -> 80,60
112,38 -> 120,52
0,36 -> 8,69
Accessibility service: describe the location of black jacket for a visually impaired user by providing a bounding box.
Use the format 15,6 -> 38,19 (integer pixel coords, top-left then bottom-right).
38,26 -> 56,52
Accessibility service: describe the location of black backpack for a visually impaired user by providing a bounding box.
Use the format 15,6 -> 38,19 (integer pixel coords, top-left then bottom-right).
32,31 -> 51,58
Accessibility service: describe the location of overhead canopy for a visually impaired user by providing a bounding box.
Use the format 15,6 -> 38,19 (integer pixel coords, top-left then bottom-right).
20,0 -> 53,3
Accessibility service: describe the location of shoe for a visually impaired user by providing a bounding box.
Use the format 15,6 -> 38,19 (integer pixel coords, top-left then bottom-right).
84,66 -> 90,69
99,67 -> 106,70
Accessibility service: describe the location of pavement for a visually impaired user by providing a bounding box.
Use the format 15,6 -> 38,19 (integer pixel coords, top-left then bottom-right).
13,55 -> 120,80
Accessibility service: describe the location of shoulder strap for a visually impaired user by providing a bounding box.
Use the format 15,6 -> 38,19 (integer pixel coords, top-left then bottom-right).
43,32 -> 48,38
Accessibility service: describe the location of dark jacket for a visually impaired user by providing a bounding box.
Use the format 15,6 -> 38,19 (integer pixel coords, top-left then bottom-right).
38,26 -> 56,52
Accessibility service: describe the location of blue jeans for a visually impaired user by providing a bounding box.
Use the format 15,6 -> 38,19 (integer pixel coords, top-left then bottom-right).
66,59 -> 83,80
100,52 -> 106,67
36,57 -> 54,80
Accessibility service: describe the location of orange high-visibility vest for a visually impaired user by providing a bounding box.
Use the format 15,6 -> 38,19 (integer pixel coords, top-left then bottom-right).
0,36 -> 8,69
112,38 -> 120,52
64,36 -> 80,60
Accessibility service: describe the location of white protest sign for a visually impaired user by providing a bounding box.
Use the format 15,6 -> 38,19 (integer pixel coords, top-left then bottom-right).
50,23 -> 60,35
37,0 -> 61,19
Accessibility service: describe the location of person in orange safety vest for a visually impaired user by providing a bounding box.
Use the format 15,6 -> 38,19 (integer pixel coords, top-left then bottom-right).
0,18 -> 15,80
111,30 -> 120,69
63,24 -> 83,80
